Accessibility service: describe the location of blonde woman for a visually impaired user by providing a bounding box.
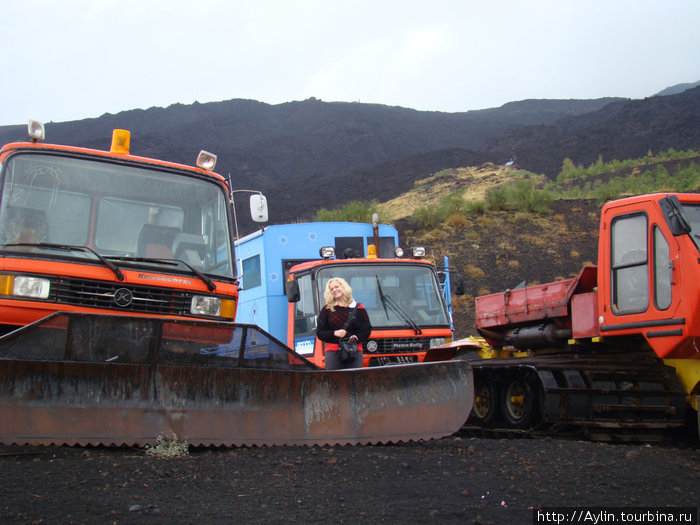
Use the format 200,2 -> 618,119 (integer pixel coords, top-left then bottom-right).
316,277 -> 371,370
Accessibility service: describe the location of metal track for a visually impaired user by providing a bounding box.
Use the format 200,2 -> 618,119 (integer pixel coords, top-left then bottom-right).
465,351 -> 688,441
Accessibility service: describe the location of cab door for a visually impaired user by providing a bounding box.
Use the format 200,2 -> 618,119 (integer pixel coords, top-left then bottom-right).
598,197 -> 683,357
287,271 -> 320,363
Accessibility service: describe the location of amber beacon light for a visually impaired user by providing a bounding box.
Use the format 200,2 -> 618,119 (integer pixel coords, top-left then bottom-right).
110,129 -> 131,154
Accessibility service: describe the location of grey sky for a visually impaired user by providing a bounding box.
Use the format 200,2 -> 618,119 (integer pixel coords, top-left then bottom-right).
2,0 -> 698,126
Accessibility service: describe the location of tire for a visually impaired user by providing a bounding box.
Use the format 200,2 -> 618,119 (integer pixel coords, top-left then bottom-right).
501,372 -> 541,429
469,377 -> 500,427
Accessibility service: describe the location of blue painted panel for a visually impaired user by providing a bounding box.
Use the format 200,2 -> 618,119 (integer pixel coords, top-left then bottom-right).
235,222 -> 399,335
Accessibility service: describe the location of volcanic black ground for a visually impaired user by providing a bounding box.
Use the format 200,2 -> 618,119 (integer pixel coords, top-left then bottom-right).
1,435 -> 698,524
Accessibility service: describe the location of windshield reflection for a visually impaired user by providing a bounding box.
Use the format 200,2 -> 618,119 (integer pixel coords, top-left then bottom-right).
680,203 -> 700,252
0,153 -> 234,278
316,264 -> 450,328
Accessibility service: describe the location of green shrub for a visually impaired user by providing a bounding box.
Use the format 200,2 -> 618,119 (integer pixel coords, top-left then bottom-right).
485,185 -> 508,210
593,178 -> 624,204
413,206 -> 443,228
673,162 -> 700,191
557,157 -> 585,183
485,179 -> 553,213
313,200 -> 380,222
411,192 -> 467,228
145,432 -> 189,458
439,193 -> 465,215
554,148 -> 700,186
465,199 -> 486,215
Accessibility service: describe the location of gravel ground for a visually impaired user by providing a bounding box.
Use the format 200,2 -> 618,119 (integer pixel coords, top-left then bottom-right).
1,436 -> 698,524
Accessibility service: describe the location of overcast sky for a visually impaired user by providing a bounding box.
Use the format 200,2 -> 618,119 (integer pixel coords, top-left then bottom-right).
2,0 -> 698,127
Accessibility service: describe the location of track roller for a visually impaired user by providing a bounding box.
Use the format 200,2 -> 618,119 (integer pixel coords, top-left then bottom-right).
500,369 -> 542,428
469,375 -> 499,426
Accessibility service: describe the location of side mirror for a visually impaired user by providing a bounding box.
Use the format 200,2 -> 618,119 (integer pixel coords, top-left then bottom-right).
250,194 -> 268,223
452,274 -> 466,296
285,279 -> 300,302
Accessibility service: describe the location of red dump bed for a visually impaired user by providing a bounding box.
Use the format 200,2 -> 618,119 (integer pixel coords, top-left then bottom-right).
475,266 -> 598,329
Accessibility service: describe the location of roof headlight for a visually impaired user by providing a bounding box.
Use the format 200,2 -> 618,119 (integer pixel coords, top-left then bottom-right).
411,246 -> 426,258
196,150 -> 218,171
319,246 -> 335,259
394,246 -> 404,258
28,120 -> 45,141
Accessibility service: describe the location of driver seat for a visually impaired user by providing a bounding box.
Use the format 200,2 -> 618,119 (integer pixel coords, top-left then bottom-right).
137,224 -> 180,258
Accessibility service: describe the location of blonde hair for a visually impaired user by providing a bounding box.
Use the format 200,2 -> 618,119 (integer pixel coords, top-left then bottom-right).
324,277 -> 353,311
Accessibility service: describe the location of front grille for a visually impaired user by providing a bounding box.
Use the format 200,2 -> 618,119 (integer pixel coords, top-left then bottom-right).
369,355 -> 419,366
369,337 -> 431,354
52,277 -> 192,316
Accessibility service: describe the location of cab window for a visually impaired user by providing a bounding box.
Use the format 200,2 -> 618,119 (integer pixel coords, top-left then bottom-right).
611,213 -> 648,314
292,273 -> 316,337
653,226 -> 672,310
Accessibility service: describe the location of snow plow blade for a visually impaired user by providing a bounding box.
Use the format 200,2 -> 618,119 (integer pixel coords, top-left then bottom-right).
0,313 -> 473,447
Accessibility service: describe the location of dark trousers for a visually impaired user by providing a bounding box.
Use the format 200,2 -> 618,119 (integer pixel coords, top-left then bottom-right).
324,350 -> 363,370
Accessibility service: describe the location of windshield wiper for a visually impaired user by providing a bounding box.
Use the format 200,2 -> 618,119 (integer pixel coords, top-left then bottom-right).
375,276 -> 390,320
374,275 -> 422,335
384,294 -> 422,335
2,243 -> 125,281
173,258 -> 216,292
106,256 -> 216,291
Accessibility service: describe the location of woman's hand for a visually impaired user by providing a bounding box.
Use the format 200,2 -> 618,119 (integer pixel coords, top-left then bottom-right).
334,329 -> 347,338
348,335 -> 358,342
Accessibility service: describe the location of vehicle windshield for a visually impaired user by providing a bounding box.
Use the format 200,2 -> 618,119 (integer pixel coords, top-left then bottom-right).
316,263 -> 450,329
0,152 -> 234,278
679,203 -> 700,252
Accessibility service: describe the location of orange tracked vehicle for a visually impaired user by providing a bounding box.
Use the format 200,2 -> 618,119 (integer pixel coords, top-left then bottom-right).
464,192 -> 700,440
0,121 -> 473,447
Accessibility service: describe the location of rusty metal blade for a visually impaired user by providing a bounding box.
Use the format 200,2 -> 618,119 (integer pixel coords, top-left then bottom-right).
0,313 -> 473,447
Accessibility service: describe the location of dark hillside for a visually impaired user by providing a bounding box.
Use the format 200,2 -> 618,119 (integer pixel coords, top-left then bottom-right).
313,148 -> 488,207
481,86 -> 700,178
0,88 -> 698,230
655,80 -> 700,96
0,97 -> 621,226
